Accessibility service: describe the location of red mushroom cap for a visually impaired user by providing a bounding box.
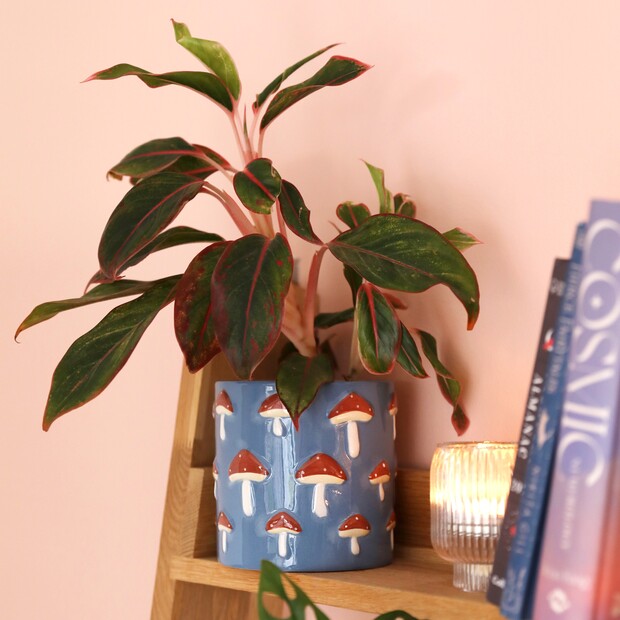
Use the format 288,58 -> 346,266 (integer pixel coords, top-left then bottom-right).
265,511 -> 302,535
259,393 -> 288,419
228,449 -> 269,482
369,460 -> 391,485
214,390 -> 233,415
328,393 -> 374,425
216,512 -> 233,532
338,514 -> 371,538
295,453 -> 347,485
386,510 -> 396,532
389,393 -> 398,417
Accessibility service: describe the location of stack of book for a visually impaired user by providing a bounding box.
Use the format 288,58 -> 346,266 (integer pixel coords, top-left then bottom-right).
487,200 -> 620,620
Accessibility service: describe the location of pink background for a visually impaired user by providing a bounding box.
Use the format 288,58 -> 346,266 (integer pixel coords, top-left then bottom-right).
3,1 -> 620,618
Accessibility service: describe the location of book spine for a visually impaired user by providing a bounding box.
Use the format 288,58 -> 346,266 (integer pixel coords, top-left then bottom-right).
500,223 -> 586,620
486,258 -> 569,606
534,201 -> 620,619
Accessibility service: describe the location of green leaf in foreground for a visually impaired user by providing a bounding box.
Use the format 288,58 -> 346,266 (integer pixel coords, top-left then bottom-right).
276,351 -> 334,429
258,560 -> 330,620
43,275 -> 180,430
328,214 -> 480,329
172,20 -> 241,99
397,324 -> 428,378
365,162 -> 392,213
278,180 -> 321,243
336,201 -> 371,228
212,234 -> 293,378
443,227 -> 481,252
233,158 -> 282,214
16,279 -> 166,338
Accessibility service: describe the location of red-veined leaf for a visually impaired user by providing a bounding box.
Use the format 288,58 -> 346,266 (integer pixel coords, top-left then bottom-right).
260,56 -> 371,130
233,158 -> 282,215
254,43 -> 339,109
355,283 -> 401,374
443,228 -> 482,252
364,162 -> 392,214
275,351 -> 335,429
43,275 -> 180,430
16,279 -> 166,338
172,20 -> 240,99
397,324 -> 428,378
212,234 -> 293,378
343,264 -> 362,305
394,193 -> 416,217
279,180 -> 321,243
328,214 -> 480,329
85,64 -> 233,112
336,202 -> 371,228
174,242 -> 230,372
98,172 -> 203,279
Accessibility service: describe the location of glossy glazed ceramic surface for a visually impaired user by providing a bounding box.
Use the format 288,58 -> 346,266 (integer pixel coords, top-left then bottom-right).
214,380 -> 397,571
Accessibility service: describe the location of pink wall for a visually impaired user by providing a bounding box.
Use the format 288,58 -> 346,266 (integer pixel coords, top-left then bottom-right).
3,1 -> 620,618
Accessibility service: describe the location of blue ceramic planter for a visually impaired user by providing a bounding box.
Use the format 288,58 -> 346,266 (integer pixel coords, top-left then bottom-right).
213,380 -> 397,572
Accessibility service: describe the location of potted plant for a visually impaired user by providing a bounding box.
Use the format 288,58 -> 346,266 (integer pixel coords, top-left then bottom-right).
17,21 -> 480,572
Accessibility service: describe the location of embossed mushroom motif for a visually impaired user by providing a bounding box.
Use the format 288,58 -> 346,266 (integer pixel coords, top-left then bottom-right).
214,390 -> 233,441
389,393 -> 398,439
259,393 -> 289,436
228,449 -> 269,517
266,511 -> 302,558
328,393 -> 374,459
338,514 -> 371,555
295,453 -> 347,518
212,461 -> 219,500
217,512 -> 233,553
369,460 -> 391,501
386,510 -> 396,550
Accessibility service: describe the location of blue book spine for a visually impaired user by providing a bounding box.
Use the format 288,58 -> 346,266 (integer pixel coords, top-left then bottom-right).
534,201 -> 620,619
500,223 -> 586,620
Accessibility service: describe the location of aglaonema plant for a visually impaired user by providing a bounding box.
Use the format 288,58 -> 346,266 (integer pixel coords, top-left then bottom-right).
16,21 -> 480,433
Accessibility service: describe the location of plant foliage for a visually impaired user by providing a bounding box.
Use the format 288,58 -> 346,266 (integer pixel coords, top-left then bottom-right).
18,21 -> 481,432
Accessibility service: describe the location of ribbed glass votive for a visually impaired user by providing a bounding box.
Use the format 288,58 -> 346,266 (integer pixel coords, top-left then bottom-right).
430,442 -> 516,592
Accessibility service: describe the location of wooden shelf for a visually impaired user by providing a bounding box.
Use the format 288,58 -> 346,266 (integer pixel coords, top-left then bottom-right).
151,354 -> 503,619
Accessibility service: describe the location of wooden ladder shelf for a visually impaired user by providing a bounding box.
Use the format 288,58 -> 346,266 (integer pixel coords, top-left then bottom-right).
151,356 -> 501,619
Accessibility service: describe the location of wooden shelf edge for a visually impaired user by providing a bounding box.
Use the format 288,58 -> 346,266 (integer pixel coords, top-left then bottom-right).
169,550 -> 502,619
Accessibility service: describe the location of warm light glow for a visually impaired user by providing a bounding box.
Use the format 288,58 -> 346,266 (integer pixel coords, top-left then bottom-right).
430,442 -> 517,592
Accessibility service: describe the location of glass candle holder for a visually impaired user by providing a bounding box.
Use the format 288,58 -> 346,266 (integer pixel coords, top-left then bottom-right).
430,441 -> 516,592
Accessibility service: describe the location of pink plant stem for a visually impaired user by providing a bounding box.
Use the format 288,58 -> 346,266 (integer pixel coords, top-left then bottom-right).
304,246 -> 328,343
200,154 -> 236,182
201,185 -> 255,236
275,198 -> 288,239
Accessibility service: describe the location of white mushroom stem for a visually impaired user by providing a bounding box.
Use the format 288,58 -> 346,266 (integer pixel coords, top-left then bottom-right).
390,530 -> 394,550
379,482 -> 385,502
221,529 -> 228,553
241,480 -> 254,516
272,417 -> 283,437
219,414 -> 226,440
350,537 -> 360,555
213,479 -> 217,500
347,421 -> 360,458
278,532 -> 288,558
392,415 -> 397,440
311,483 -> 328,518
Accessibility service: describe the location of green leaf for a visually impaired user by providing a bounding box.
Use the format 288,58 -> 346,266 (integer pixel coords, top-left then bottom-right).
364,162 -> 392,214
85,64 -> 233,111
443,227 -> 481,252
277,180 -> 321,244
174,242 -> 229,372
98,172 -> 203,279
233,158 -> 282,215
172,20 -> 241,99
16,279 -> 165,338
212,234 -> 293,378
355,283 -> 401,374
393,193 -> 416,218
328,214 -> 480,329
43,275 -> 180,430
397,324 -> 428,378
336,202 -> 371,228
254,44 -> 339,109
314,308 -> 354,329
276,351 -> 334,429
260,55 -> 371,130
343,264 -> 362,305
164,144 -> 232,179
416,329 -> 470,436
258,560 -> 330,620
375,612 -> 419,620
